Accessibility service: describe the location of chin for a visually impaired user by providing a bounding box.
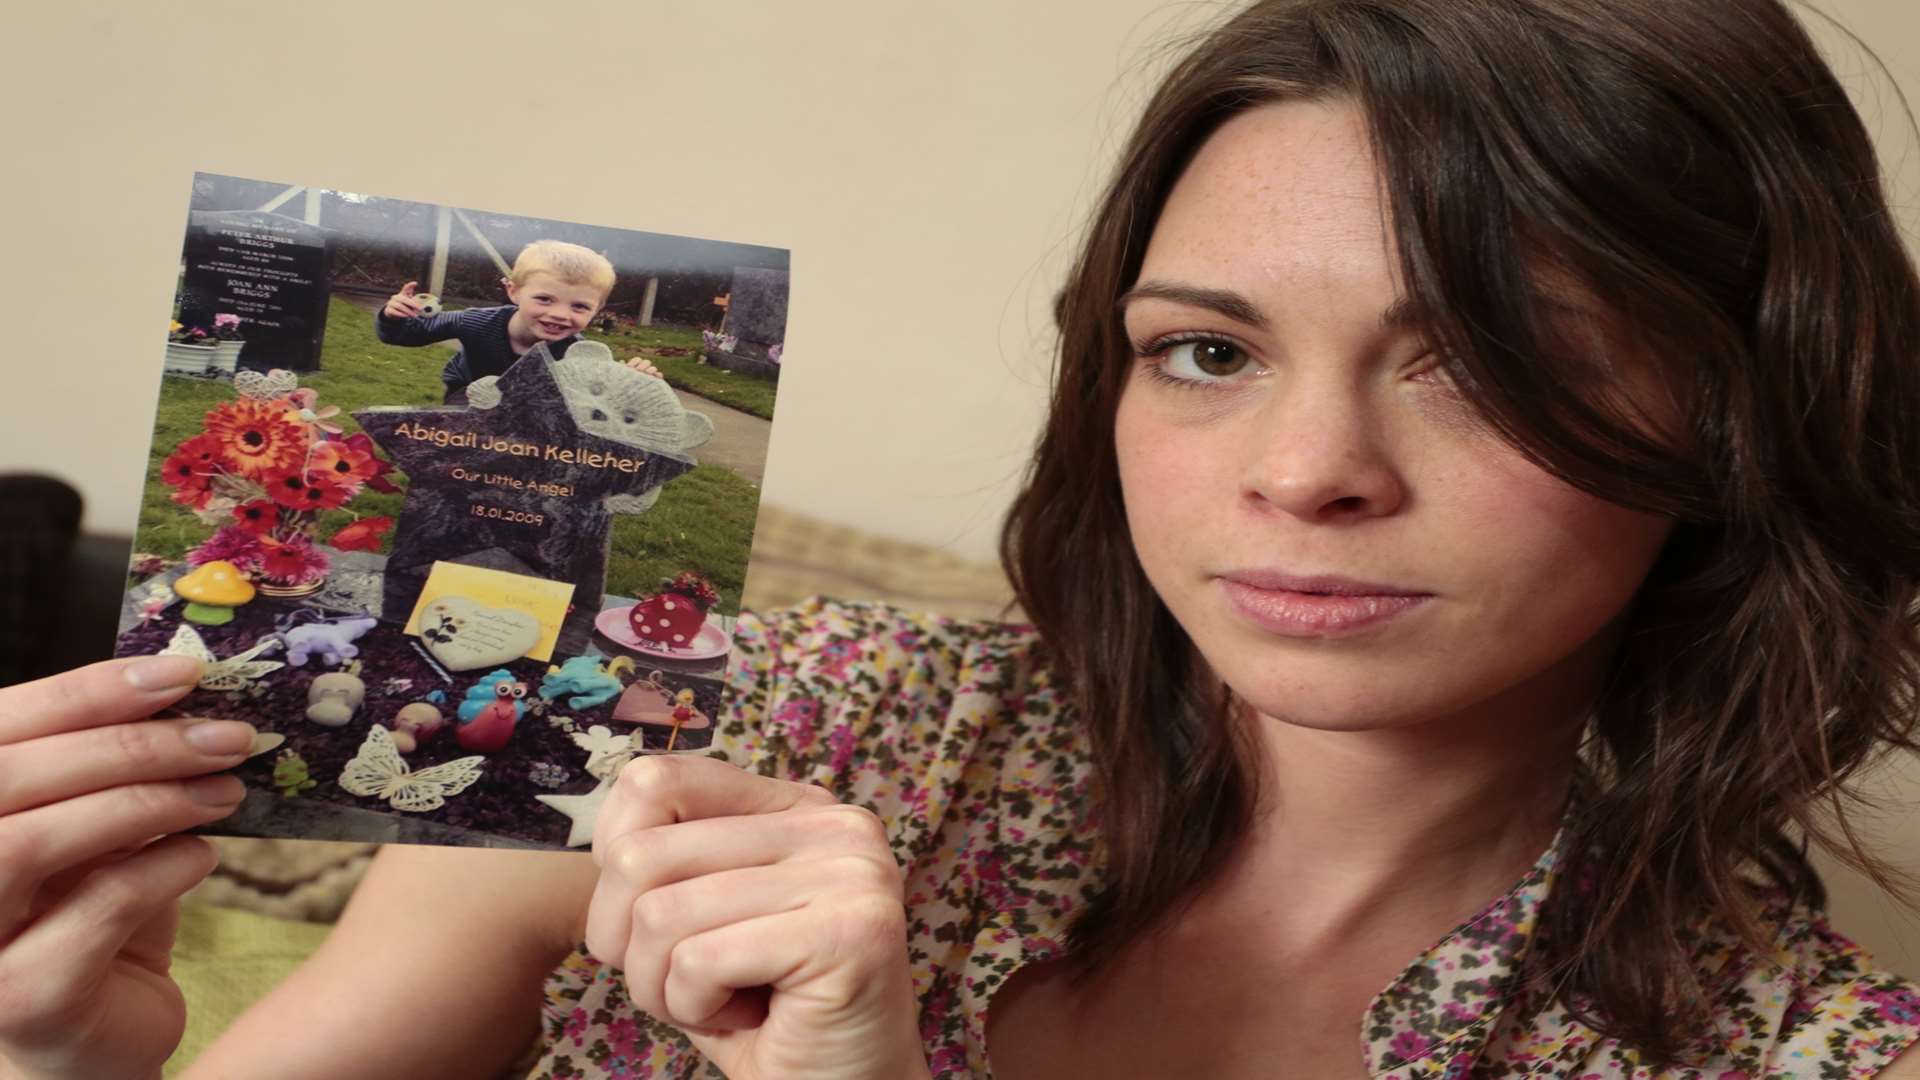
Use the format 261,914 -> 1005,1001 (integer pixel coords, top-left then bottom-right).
1222,673 -> 1437,733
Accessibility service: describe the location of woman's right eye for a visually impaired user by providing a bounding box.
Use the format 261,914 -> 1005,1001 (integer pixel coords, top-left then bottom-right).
1141,336 -> 1259,386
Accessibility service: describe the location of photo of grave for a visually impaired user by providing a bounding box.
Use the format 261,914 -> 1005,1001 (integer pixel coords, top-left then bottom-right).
114,172 -> 789,849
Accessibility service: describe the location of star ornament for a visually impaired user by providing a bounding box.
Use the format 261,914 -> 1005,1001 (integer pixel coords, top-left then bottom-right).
535,776 -> 615,848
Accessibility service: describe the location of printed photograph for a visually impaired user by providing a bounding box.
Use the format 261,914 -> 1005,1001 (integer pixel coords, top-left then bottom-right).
113,172 -> 790,849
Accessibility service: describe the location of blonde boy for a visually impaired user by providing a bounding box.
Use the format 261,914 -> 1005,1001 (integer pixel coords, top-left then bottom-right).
377,239 -> 655,405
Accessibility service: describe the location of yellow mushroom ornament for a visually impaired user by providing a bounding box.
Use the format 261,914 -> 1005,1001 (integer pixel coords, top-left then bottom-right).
172,560 -> 257,626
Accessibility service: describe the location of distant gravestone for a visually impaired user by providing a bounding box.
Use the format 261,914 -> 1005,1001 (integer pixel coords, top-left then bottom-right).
178,210 -> 333,372
707,267 -> 788,380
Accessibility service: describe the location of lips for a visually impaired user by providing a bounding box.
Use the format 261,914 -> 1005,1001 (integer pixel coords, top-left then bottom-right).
1218,570 -> 1426,597
1217,571 -> 1432,637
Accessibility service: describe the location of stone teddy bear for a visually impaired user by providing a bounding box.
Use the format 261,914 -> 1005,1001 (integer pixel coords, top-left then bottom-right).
465,339 -> 715,515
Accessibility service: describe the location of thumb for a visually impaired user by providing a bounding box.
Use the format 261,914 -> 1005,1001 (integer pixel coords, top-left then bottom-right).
400,281 -> 418,296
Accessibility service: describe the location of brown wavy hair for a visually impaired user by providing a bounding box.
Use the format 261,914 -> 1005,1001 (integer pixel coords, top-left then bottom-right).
999,0 -> 1920,1064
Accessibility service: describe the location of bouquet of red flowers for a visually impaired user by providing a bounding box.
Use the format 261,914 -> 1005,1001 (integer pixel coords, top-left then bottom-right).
158,373 -> 399,590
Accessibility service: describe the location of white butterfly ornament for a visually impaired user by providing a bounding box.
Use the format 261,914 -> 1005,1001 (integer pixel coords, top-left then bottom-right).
158,625 -> 286,692
338,725 -> 485,812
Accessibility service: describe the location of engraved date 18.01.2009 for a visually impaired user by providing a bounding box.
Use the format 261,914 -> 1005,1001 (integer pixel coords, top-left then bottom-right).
470,502 -> 545,527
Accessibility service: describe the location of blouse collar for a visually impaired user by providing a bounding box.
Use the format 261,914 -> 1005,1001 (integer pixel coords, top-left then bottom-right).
1359,820 -> 1567,1078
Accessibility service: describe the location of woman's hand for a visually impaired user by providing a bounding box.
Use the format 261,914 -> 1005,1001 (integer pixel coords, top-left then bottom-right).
625,356 -> 663,379
585,756 -> 930,1080
0,656 -> 252,1080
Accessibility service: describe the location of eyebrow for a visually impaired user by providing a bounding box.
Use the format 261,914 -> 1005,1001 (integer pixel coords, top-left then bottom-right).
1118,282 -> 1267,329
1119,281 -> 1432,334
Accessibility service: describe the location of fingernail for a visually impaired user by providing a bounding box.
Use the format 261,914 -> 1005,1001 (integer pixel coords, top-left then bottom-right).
185,774 -> 247,805
125,654 -> 203,691
183,720 -> 257,756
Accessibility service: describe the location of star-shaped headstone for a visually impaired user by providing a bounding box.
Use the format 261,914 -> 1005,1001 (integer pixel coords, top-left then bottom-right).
355,345 -> 696,654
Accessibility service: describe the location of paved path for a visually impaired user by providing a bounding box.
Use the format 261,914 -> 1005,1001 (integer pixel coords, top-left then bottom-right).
679,391 -> 770,486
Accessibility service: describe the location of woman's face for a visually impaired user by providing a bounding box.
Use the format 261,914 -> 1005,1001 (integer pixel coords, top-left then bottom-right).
1114,99 -> 1674,735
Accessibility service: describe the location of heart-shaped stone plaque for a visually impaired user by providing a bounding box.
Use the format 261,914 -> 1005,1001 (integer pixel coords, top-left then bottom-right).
418,595 -> 544,671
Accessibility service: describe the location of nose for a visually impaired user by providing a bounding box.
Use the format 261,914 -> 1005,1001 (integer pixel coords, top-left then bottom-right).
1240,374 -> 1407,523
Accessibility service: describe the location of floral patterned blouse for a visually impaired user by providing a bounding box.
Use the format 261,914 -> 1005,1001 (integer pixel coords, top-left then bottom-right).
526,598 -> 1920,1079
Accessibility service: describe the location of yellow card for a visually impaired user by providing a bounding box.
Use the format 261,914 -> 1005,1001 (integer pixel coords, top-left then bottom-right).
402,562 -> 576,665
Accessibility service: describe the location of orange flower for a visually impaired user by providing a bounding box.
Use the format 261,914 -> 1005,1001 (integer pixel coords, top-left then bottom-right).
263,467 -> 315,509
264,466 -> 354,512
204,399 -> 307,479
161,447 -> 211,490
231,499 -> 279,535
342,433 -> 401,493
308,439 -> 378,487
169,482 -> 214,510
176,432 -> 229,470
328,516 -> 393,552
258,534 -> 328,583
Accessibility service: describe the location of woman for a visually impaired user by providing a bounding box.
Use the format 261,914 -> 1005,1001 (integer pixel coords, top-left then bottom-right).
4,0 -> 1919,1076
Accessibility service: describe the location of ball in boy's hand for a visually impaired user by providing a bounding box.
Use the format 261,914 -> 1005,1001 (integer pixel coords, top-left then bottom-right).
414,293 -> 442,317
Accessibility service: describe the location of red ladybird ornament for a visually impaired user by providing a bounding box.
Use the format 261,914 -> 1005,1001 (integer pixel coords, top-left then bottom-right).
626,572 -> 719,652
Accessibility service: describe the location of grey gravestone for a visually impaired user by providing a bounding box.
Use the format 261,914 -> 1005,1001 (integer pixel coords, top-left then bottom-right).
179,210 -> 333,372
708,266 -> 788,380
354,344 -> 695,655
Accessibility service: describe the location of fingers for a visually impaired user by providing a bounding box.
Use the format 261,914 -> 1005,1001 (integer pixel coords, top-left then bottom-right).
600,803 -> 877,886
586,796 -> 896,979
0,776 -> 244,936
400,281 -> 418,296
615,857 -> 900,1027
625,357 -> 663,379
609,861 -> 813,1015
591,756 -> 836,867
661,893 -> 909,1030
0,657 -> 203,746
0,718 -> 256,817
0,835 -> 215,1045
583,809 -> 838,965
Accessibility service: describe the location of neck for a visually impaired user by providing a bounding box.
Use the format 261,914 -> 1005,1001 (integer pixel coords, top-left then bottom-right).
506,309 -> 542,353
1201,658 -> 1595,945
1252,705 -> 1577,880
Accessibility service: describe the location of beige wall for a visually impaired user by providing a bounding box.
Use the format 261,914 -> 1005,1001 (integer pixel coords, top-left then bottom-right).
3,1 -> 1915,975
0,0 -> 1193,560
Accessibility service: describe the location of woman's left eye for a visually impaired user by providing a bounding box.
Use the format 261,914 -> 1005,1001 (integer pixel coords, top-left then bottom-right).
1408,350 -> 1474,392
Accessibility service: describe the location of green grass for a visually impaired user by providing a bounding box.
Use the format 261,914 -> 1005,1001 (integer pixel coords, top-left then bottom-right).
137,299 -> 755,615
584,324 -> 779,421
607,465 -> 758,614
